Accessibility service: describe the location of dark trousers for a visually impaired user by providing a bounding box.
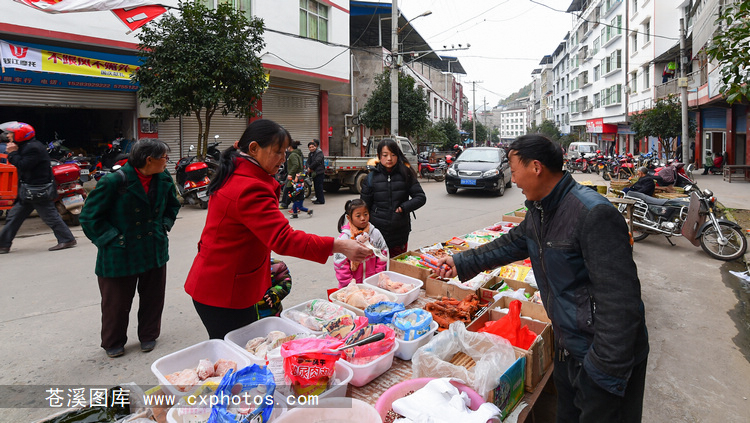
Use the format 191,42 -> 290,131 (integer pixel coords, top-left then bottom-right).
98,265 -> 167,350
280,183 -> 292,206
312,173 -> 325,203
389,243 -> 408,258
554,354 -> 647,423
291,200 -> 309,213
193,300 -> 260,339
0,198 -> 75,248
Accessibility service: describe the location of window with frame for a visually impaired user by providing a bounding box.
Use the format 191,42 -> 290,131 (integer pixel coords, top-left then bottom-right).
633,0 -> 637,11
594,65 -> 600,81
594,92 -> 600,108
644,20 -> 650,43
300,0 -> 328,42
631,33 -> 638,52
593,37 -> 600,55
630,71 -> 638,92
643,65 -> 650,89
201,0 -> 251,19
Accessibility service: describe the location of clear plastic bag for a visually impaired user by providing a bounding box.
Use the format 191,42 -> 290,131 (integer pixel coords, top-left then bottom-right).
412,322 -> 516,399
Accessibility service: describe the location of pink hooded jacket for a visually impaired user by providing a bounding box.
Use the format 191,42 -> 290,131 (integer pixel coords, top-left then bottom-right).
333,222 -> 388,288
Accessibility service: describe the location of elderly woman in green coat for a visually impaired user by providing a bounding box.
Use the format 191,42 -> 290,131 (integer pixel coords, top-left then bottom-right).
81,139 -> 181,358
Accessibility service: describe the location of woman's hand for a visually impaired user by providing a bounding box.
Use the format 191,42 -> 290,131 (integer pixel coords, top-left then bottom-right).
333,238 -> 373,263
395,206 -> 403,213
435,256 -> 457,279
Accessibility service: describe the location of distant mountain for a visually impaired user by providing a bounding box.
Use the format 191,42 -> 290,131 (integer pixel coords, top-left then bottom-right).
497,83 -> 532,107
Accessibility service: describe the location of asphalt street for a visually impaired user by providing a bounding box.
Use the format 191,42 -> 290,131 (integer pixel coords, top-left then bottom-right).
1,171 -> 749,422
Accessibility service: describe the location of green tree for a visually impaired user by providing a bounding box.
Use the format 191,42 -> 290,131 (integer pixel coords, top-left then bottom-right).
417,123 -> 448,148
360,70 -> 430,137
528,120 -> 562,141
706,0 -> 750,104
435,118 -> 461,149
630,97 -> 696,159
461,120 -> 488,146
490,127 -> 500,144
134,1 -> 267,158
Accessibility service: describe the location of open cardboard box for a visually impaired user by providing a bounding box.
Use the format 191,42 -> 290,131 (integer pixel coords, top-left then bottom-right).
467,297 -> 553,392
478,275 -> 538,304
424,275 -> 479,301
388,251 -> 432,283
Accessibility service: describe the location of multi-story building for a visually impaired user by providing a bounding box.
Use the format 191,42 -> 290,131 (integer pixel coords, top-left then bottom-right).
552,37 -> 571,134
0,0 -> 351,157
328,1 -> 466,156
539,55 -> 554,125
566,0 -> 629,155
499,105 -> 530,143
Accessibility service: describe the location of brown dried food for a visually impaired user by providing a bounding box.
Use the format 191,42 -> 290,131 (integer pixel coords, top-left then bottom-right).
425,294 -> 484,330
449,351 -> 476,370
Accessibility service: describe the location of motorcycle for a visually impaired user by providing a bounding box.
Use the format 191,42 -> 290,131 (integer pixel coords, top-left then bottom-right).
650,161 -> 696,188
621,184 -> 747,261
418,157 -> 446,182
204,135 -> 222,179
50,160 -> 87,226
47,135 -> 94,182
175,145 -> 210,209
92,137 -> 129,178
608,153 -> 637,180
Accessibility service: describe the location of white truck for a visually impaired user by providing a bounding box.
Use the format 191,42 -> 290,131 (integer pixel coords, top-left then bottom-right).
321,135 -> 419,194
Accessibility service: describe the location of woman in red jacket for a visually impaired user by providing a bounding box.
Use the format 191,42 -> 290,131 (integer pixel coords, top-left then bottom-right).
184,119 -> 372,338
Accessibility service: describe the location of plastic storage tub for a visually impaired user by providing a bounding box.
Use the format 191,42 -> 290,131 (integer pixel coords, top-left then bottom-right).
339,343 -> 396,387
273,397 -> 381,423
280,299 -> 355,336
166,391 -> 288,423
363,270 -> 423,305
374,378 -> 486,421
151,339 -> 258,398
224,316 -> 313,361
328,284 -> 398,316
393,321 -> 438,360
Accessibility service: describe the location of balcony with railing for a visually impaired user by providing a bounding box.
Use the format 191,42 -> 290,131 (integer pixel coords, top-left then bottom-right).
655,68 -> 706,100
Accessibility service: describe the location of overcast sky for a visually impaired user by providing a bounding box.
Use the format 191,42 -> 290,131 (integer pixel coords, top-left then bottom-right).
387,0 -> 575,110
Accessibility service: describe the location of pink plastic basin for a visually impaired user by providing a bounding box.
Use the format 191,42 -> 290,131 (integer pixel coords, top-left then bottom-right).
374,377 -> 486,421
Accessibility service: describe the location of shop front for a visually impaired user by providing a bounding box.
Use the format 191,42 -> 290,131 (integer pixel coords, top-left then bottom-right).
0,39 -> 139,156
585,118 -> 618,155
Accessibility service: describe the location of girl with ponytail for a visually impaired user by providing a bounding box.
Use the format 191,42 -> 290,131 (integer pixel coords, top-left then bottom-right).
185,119 -> 372,339
333,199 -> 388,288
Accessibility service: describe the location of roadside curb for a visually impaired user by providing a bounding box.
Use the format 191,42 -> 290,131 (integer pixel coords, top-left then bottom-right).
717,202 -> 750,271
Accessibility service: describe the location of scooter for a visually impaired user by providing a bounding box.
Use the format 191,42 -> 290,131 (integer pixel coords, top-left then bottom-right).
175,145 -> 210,209
50,160 -> 87,226
621,184 -> 747,261
418,157 -> 445,182
204,135 -> 222,179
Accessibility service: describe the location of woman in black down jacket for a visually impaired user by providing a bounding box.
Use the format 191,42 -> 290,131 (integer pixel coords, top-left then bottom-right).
360,139 -> 426,257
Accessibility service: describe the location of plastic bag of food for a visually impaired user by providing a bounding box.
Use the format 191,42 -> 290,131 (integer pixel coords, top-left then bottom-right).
412,322 -> 516,399
340,324 -> 395,365
324,315 -> 368,339
207,364 -> 276,423
478,300 -> 538,349
281,338 -> 343,396
392,309 -> 433,341
364,301 -> 405,325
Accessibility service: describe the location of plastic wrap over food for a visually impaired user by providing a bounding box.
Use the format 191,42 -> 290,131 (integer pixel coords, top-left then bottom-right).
364,301 -> 406,325
341,324 -> 395,365
392,309 -> 433,341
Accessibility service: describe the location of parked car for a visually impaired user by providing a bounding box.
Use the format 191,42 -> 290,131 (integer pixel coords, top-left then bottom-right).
564,141 -> 599,160
445,147 -> 512,196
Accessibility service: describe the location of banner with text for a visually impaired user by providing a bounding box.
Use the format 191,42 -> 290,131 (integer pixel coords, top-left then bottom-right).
1,41 -> 138,81
13,0 -> 161,13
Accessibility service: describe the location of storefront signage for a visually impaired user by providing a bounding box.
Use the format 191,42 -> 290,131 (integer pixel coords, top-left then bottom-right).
14,0 -> 158,13
1,41 -> 138,81
586,118 -> 617,134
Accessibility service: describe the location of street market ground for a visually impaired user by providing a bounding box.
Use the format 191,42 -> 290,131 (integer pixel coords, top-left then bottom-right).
0,172 -> 749,422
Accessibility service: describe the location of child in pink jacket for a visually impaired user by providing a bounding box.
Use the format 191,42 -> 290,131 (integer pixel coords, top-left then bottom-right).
333,199 -> 388,288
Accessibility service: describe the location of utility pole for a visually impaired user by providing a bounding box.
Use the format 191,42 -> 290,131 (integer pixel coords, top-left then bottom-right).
679,18 -> 690,164
468,81 -> 482,146
390,0 -> 399,136
483,97 -> 488,146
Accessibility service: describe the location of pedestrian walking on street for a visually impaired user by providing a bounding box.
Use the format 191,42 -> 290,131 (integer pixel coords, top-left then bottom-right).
436,134 -> 649,423
0,122 -> 76,254
360,138 -> 426,258
184,119 -> 372,340
80,139 -> 181,358
279,140 -> 302,209
307,139 -> 325,204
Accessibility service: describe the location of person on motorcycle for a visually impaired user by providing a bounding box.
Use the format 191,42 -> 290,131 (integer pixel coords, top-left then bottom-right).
623,167 -> 655,196
0,122 -> 76,254
653,160 -> 676,186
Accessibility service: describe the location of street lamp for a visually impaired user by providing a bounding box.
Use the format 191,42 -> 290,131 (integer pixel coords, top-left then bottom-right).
391,1 -> 432,136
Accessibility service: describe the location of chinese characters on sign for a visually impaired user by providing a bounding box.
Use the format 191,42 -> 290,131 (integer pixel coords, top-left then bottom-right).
44,387 -> 130,408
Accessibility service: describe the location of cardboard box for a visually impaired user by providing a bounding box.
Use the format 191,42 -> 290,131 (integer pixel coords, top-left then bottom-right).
490,295 -> 550,323
478,276 -> 538,304
388,251 -> 432,282
424,275 -> 479,301
501,214 -> 524,224
467,303 -> 553,392
489,353 -> 526,420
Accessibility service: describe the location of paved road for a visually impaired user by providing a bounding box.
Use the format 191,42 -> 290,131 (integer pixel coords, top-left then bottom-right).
1,172 -> 749,422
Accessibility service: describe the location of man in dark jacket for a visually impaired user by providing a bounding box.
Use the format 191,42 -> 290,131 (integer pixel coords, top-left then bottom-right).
0,122 -> 76,254
623,167 -> 655,196
307,139 -> 325,204
437,135 -> 649,423
279,141 -> 303,209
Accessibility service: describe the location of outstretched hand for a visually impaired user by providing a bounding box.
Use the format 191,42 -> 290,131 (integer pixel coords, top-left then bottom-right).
334,238 -> 373,263
435,256 -> 457,279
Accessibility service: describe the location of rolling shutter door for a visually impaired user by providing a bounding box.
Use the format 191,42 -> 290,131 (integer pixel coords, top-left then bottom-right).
262,77 -> 319,143
157,119 -> 181,162
702,108 -> 727,130
158,113 -> 248,158
0,85 -> 135,109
